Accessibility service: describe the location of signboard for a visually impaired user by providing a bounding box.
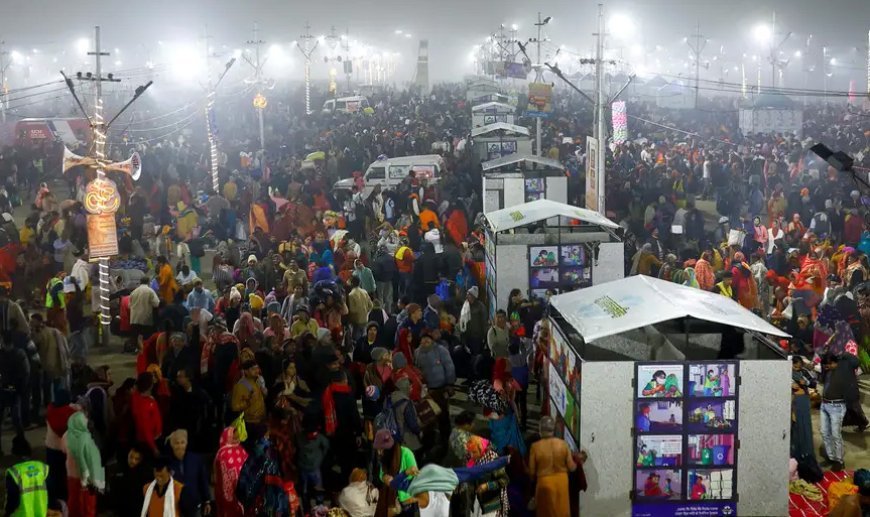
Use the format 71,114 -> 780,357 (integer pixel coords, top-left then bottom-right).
87,213 -> 119,260
612,100 -> 628,144
545,324 -> 582,441
585,136 -> 599,212
632,362 -> 739,517
526,82 -> 553,118
738,109 -> 803,138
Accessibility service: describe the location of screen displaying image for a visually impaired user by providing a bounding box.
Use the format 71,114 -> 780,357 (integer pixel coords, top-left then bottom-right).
688,364 -> 736,397
530,246 -> 559,267
637,364 -> 684,398
636,400 -> 683,434
560,245 -> 586,266
687,469 -> 734,500
636,435 -> 683,467
686,400 -> 737,433
687,435 -> 735,466
525,178 -> 545,192
530,268 -> 559,288
530,288 -> 556,301
634,469 -> 682,501
561,267 -> 591,287
525,192 -> 545,202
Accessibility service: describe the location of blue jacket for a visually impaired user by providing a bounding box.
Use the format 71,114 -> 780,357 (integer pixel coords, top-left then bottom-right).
414,344 -> 456,389
186,288 -> 215,312
169,452 -> 210,508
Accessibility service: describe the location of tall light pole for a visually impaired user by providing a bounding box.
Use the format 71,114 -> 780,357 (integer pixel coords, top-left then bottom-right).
0,41 -> 8,123
66,26 -> 150,347
529,12 -> 551,156
244,23 -> 266,153
205,51 -> 236,193
296,23 -> 318,115
686,23 -> 706,108
594,3 -> 606,215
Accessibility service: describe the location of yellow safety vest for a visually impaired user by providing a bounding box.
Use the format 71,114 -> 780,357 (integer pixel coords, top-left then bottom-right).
7,461 -> 48,517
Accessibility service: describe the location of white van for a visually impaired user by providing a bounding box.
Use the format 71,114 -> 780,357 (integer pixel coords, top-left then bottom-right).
322,96 -> 370,114
333,154 -> 446,196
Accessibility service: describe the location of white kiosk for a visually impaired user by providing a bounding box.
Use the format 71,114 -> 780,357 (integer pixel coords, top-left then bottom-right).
481,154 -> 567,213
471,102 -> 516,128
739,94 -> 803,138
471,122 -> 532,162
542,275 -> 792,517
483,199 -> 623,314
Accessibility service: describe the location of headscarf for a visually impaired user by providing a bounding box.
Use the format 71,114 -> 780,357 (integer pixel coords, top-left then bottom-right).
630,243 -> 653,275
66,412 -> 105,490
235,438 -> 288,515
215,426 -> 249,508
322,379 -> 353,435
683,267 -> 700,288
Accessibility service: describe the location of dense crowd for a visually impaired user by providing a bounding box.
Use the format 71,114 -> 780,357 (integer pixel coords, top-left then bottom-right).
0,79 -> 868,516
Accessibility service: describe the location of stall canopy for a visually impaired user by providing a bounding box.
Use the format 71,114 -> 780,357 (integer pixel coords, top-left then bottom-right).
485,198 -> 619,233
471,102 -> 515,113
549,275 -> 790,342
481,153 -> 564,172
471,122 -> 530,138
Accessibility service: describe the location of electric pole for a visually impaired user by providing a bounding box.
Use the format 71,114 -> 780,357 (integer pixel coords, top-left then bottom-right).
686,22 -> 706,109
296,22 -> 318,115
594,3 -> 606,215
0,41 -> 8,123
245,23 -> 266,154
342,28 -> 352,92
205,28 -> 236,193
529,12 -> 551,156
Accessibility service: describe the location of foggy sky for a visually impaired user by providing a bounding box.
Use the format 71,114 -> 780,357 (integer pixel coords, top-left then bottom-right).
2,0 -> 868,85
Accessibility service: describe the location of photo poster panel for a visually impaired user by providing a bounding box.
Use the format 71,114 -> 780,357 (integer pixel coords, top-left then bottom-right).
528,244 -> 591,300
632,361 -> 739,517
546,324 -> 581,442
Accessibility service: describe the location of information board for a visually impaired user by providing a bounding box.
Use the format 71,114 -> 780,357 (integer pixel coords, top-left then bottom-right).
632,362 -> 739,517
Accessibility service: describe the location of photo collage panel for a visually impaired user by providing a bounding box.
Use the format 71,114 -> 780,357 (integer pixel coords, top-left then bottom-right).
528,245 -> 591,295
633,362 -> 739,508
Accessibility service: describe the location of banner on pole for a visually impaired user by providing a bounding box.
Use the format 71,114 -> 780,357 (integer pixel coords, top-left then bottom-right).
585,136 -> 598,212
87,213 -> 119,260
526,82 -> 553,118
612,100 -> 628,144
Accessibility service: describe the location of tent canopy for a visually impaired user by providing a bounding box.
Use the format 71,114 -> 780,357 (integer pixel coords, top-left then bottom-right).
472,102 -> 515,113
481,153 -> 564,172
471,122 -> 530,138
484,198 -> 618,233
549,275 -> 790,343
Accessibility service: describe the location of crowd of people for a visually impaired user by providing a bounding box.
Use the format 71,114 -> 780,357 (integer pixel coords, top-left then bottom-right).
0,76 -> 867,516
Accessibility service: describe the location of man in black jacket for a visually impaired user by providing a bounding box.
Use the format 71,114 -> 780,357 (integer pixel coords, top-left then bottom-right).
372,246 -> 398,312
0,336 -> 29,455
820,352 -> 861,471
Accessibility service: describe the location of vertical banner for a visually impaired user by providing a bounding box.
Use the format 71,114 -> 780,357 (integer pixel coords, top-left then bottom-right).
632,361 -> 739,517
585,136 -> 598,212
526,82 -> 553,118
612,100 -> 628,144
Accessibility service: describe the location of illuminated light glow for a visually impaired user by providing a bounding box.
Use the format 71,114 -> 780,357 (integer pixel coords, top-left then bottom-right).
233,48 -> 242,59
753,24 -> 772,44
830,57 -> 837,65
630,44 -> 644,58
609,13 -> 637,40
253,93 -> 268,109
76,38 -> 90,55
794,50 -> 802,58
10,50 -> 23,63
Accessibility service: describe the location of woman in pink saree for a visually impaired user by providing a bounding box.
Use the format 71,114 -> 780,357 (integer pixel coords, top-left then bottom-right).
214,426 -> 249,517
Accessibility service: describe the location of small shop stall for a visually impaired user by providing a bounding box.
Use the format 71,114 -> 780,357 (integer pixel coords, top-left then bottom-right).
471,101 -> 516,127
483,199 -> 623,314
739,93 -> 803,138
471,122 -> 532,162
481,154 -> 567,213
466,79 -> 500,102
542,275 -> 791,517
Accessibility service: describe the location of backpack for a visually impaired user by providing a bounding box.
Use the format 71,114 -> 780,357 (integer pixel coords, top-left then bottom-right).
374,397 -> 403,442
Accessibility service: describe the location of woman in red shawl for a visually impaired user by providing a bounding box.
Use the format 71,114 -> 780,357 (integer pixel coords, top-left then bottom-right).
800,247 -> 829,297
731,252 -> 759,311
214,426 -> 249,517
445,205 -> 469,247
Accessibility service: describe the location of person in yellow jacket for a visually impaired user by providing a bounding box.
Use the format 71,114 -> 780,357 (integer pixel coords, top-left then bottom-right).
712,271 -> 736,301
5,460 -> 49,517
175,202 -> 198,241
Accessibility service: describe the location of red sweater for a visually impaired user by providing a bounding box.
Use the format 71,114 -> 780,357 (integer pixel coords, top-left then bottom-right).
46,404 -> 76,438
131,391 -> 163,454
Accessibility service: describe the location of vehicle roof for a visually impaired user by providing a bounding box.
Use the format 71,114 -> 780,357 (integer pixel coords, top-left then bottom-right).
335,96 -> 368,102
369,154 -> 445,166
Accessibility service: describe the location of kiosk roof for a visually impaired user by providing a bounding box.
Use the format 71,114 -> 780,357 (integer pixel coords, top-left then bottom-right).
481,154 -> 564,172
470,122 -> 530,137
549,275 -> 790,342
484,198 -> 619,233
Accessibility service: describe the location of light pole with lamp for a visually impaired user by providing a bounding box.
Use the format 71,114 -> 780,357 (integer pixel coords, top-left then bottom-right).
296,23 -> 318,115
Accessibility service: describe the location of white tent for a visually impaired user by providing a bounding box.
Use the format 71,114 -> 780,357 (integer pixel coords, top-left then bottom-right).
470,122 -> 530,138
549,275 -> 789,343
484,198 -> 618,233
